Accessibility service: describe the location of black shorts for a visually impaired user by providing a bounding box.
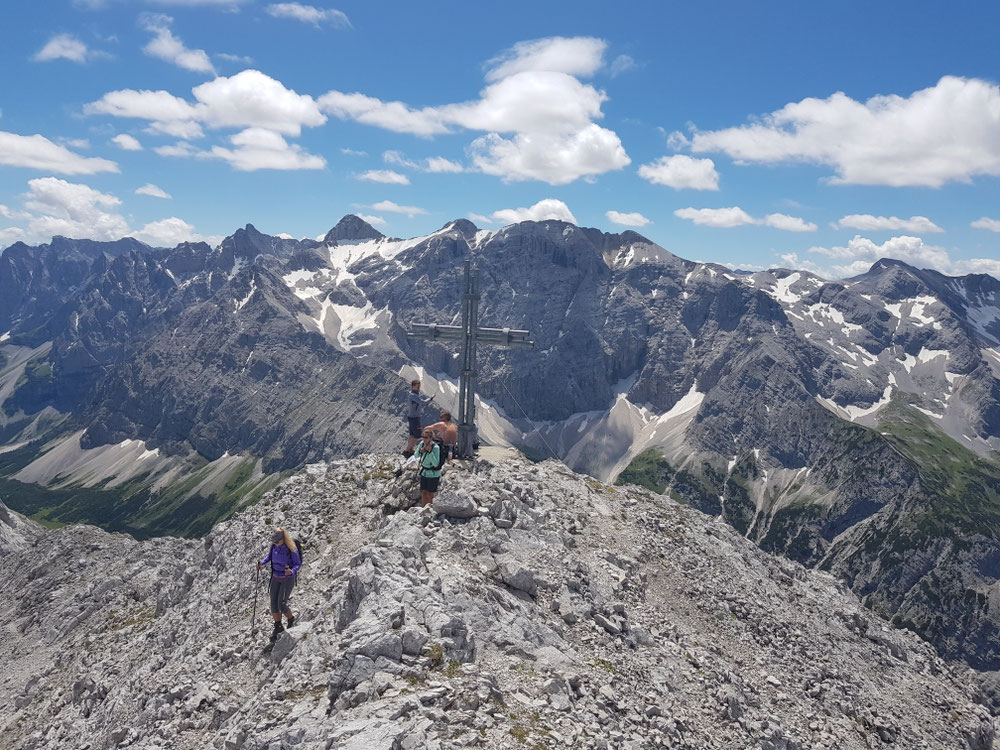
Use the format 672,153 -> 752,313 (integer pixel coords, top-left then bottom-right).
419,475 -> 440,493
408,417 -> 422,438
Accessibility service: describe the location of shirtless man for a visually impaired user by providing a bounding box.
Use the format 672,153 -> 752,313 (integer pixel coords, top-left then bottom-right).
426,409 -> 458,461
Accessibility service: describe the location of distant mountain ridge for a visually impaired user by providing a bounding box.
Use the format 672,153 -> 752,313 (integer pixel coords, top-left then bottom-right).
2,216 -> 1000,669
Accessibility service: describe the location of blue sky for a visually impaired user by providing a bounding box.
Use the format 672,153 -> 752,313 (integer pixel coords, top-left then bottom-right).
2,0 -> 999,278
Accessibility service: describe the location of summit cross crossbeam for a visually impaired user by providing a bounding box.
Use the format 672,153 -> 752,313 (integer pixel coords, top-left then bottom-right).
408,260 -> 533,459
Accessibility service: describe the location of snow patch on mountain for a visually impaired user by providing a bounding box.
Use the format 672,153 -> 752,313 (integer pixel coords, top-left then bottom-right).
470,229 -> 496,250
228,256 -> 246,280
303,299 -> 389,353
805,302 -> 862,334
235,279 -> 256,311
817,386 -> 893,422
967,299 -> 1000,344
901,348 -> 949,373
773,272 -> 803,304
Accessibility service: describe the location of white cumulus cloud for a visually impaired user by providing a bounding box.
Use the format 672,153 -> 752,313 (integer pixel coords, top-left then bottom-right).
111,134 -> 143,151
0,131 -> 118,174
154,141 -> 198,158
609,54 -> 637,77
20,177 -> 128,241
836,214 -> 942,233
675,206 -> 815,231
136,183 -> 172,199
0,177 -> 216,247
318,92 -> 447,136
425,156 -> 464,173
356,213 -> 386,226
147,0 -> 248,6
192,69 -> 325,135
383,150 -> 463,173
972,217 -> 1000,232
132,216 -> 217,246
145,119 -> 205,139
638,155 -> 719,190
800,234 -> 1000,279
674,206 -> 756,228
141,14 -> 216,74
357,170 -> 409,185
319,36 -> 630,185
216,52 -> 254,65
484,36 -> 606,82
33,34 -> 96,63
266,3 -> 350,27
606,210 -> 650,227
153,129 -> 325,171
469,124 -> 627,185
370,200 -> 426,217
87,69 -> 327,168
88,88 -> 197,122
764,213 -> 817,232
202,128 -> 326,171
489,198 -> 577,225
690,75 -> 1000,187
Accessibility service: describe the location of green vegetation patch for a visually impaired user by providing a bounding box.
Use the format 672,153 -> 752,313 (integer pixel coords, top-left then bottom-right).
0,456 -> 285,539
514,443 -> 553,463
615,448 -> 675,493
878,406 -> 1000,542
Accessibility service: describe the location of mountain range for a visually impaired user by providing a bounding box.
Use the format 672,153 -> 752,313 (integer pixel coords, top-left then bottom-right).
1,215 -> 999,671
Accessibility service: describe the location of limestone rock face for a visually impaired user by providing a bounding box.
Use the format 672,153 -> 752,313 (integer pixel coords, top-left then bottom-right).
0,455 -> 993,750
0,500 -> 40,554
431,488 -> 477,519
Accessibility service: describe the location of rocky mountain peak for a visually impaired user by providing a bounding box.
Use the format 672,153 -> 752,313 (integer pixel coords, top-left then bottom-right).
870,257 -> 916,274
850,257 -> 931,299
0,455 -> 993,749
323,214 -> 385,244
441,218 -> 479,240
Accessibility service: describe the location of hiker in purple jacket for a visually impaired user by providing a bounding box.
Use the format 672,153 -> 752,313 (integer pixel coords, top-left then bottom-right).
257,528 -> 300,641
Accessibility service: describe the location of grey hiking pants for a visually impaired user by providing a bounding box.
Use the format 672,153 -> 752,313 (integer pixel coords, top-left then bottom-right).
269,576 -> 295,614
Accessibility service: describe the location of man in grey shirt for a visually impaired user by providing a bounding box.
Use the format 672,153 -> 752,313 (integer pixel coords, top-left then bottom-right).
404,378 -> 434,457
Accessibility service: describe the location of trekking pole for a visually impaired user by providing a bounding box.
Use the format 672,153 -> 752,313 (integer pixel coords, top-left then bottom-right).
250,566 -> 261,636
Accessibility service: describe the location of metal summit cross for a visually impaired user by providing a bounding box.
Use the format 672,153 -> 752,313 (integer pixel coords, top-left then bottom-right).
409,260 -> 533,459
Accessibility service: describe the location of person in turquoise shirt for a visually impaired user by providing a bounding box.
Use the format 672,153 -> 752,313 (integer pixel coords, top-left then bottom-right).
416,427 -> 442,507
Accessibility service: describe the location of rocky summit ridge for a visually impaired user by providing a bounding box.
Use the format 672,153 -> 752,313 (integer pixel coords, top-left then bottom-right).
0,452 -> 993,750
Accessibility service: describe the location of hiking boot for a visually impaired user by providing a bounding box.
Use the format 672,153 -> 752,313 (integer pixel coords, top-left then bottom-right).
270,622 -> 284,642
286,614 -> 295,629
